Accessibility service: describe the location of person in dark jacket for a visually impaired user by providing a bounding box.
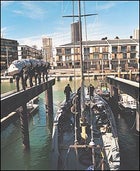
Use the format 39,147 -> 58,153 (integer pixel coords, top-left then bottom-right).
88,84 -> 95,99
64,84 -> 72,102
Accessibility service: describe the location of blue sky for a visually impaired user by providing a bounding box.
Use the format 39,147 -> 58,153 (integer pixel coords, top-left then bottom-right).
1,1 -> 139,49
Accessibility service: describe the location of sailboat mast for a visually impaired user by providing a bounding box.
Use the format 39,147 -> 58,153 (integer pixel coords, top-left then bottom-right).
63,1 -> 97,118
78,0 -> 84,81
78,0 -> 85,118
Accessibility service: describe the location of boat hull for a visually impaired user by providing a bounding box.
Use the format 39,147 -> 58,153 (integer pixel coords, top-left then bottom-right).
51,89 -> 120,170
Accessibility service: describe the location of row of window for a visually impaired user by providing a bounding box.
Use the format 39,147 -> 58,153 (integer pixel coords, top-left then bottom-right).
55,59 -> 138,71
57,53 -> 136,62
57,45 -> 137,55
1,47 -> 17,52
1,41 -> 18,46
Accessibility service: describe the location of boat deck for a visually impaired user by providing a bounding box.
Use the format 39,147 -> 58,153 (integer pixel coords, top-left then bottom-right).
51,92 -> 120,170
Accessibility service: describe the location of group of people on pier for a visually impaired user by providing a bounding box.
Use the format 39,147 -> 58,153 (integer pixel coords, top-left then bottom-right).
64,83 -> 95,102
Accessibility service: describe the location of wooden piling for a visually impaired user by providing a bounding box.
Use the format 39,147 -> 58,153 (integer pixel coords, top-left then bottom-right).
109,85 -> 114,97
57,77 -> 60,81
69,76 -> 72,81
118,70 -> 121,78
129,70 -> 132,80
136,100 -> 139,132
9,78 -> 13,83
19,104 -> 30,150
45,85 -> 53,116
113,87 -> 119,102
1,79 -> 55,149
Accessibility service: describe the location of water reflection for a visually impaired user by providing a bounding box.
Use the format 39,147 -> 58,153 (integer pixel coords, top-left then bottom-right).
1,79 -> 139,170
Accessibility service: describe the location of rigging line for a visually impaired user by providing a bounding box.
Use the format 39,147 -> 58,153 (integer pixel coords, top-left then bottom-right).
72,0 -> 76,93
83,1 -> 90,84
1,123 -> 40,151
75,146 -> 79,170
74,110 -> 78,144
78,0 -> 85,118
62,1 -> 71,16
62,14 -> 98,18
72,0 -> 78,146
63,147 -> 71,169
130,114 -> 136,130
61,0 -> 68,46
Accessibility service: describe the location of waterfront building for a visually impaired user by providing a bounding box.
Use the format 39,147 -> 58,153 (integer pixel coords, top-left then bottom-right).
54,38 -> 139,72
71,21 -> 80,43
1,38 -> 43,72
1,38 -> 19,70
18,45 -> 42,60
133,28 -> 139,39
42,37 -> 53,64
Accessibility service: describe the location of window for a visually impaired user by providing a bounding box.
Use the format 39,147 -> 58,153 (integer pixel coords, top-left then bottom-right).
84,47 -> 90,60
131,46 -> 136,52
59,56 -> 62,61
66,56 -> 72,61
65,48 -> 71,55
84,55 -> 90,60
121,46 -> 127,52
130,53 -> 136,58
93,47 -> 99,52
93,54 -> 99,59
57,49 -> 62,54
103,54 -> 108,59
102,47 -> 108,53
112,46 -> 117,53
84,47 -> 89,55
123,53 -> 127,59
95,47 -> 99,52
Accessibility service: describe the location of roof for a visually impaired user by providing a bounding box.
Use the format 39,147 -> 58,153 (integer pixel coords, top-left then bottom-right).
57,38 -> 139,48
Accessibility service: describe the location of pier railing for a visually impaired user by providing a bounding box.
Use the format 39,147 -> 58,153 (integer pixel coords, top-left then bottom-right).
1,78 -> 55,118
1,78 -> 55,150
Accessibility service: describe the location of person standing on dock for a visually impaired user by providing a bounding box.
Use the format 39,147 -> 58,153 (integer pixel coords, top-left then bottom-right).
88,84 -> 95,100
64,84 -> 72,102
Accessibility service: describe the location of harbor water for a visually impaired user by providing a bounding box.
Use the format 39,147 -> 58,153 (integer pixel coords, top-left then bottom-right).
1,78 -> 139,170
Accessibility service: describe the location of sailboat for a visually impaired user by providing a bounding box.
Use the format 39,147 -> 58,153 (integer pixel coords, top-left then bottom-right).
51,1 -> 120,170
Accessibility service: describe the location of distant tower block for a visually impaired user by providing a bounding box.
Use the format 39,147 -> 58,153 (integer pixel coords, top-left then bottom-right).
42,37 -> 53,62
71,21 -> 81,43
133,29 -> 139,39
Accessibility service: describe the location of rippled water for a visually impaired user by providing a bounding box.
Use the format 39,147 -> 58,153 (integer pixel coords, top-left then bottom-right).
115,114 -> 139,170
1,79 -> 139,170
1,94 -> 52,170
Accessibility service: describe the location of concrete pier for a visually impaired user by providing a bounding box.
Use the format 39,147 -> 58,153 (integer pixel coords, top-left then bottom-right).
19,104 -> 30,150
1,78 -> 55,149
107,76 -> 139,132
45,85 -> 54,116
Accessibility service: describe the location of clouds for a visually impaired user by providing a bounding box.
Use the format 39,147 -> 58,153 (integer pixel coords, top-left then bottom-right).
1,27 -> 7,38
12,1 -> 47,20
12,10 -> 24,15
18,36 -> 42,50
97,1 -> 116,11
2,1 -> 47,20
17,31 -> 71,50
20,2 -> 46,19
1,1 -> 14,7
1,1 -> 139,51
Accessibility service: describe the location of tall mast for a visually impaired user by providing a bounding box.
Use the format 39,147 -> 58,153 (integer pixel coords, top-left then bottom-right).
78,0 -> 85,117
63,1 -> 97,118
78,0 -> 84,81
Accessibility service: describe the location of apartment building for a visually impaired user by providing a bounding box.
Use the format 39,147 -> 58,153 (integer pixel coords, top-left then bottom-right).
42,37 -> 53,63
1,38 -> 43,71
54,38 -> 139,72
133,28 -> 139,39
71,22 -> 80,43
18,45 -> 42,60
1,38 -> 19,70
